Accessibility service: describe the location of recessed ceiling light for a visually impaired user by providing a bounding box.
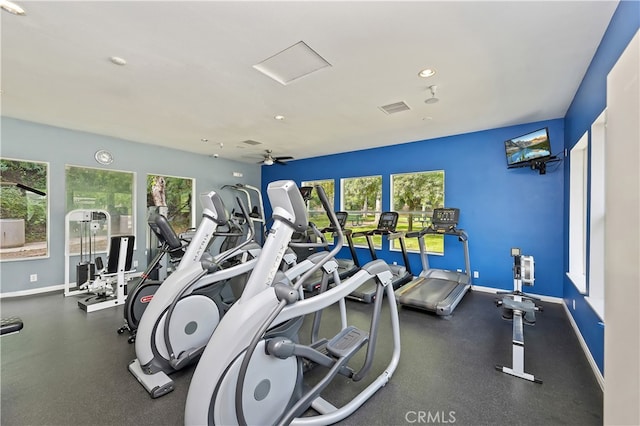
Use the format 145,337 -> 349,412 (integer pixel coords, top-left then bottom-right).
418,68 -> 436,78
109,56 -> 127,66
274,115 -> 285,121
201,138 -> 209,143
0,0 -> 25,15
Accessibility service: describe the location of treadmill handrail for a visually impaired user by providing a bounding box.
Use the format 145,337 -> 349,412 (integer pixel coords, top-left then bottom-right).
407,225 -> 468,240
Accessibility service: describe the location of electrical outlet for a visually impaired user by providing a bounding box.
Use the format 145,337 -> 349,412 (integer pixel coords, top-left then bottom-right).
30,274 -> 38,282
473,271 -> 479,279
133,260 -> 138,268
573,299 -> 576,310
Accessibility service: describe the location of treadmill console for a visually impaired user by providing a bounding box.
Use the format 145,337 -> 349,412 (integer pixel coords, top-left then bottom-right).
431,208 -> 460,232
377,212 -> 399,232
299,186 -> 313,202
335,211 -> 348,229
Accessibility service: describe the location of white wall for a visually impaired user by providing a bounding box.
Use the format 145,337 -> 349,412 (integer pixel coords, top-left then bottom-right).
604,30 -> 640,426
0,117 -> 261,295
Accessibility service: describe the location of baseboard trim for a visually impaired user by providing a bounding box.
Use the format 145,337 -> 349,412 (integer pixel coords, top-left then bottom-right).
562,303 -> 605,391
471,285 -> 563,304
0,284 -> 64,299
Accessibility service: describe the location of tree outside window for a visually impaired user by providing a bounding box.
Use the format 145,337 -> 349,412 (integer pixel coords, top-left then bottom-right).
341,175 -> 382,248
391,170 -> 444,254
301,179 -> 334,229
146,174 -> 194,235
0,158 -> 48,261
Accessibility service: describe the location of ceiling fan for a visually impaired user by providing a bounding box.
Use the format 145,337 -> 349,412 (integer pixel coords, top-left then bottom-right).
257,150 -> 294,166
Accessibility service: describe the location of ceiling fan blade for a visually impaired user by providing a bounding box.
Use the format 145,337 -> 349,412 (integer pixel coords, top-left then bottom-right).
274,159 -> 289,165
274,156 -> 294,161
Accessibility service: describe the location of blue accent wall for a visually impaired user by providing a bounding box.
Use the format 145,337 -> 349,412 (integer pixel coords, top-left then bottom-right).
263,1 -> 638,377
562,0 -> 640,375
263,119 -> 565,298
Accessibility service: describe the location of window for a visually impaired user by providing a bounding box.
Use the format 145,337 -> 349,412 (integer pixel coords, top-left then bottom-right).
340,175 -> 382,248
65,165 -> 135,254
0,158 -> 49,261
568,133 -> 588,293
301,179 -> 334,230
391,170 -> 445,254
147,174 -> 195,234
586,112 -> 605,318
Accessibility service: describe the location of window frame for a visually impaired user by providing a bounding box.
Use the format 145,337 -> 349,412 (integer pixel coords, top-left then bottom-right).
586,112 -> 606,319
0,157 -> 50,262
567,132 -> 589,294
65,164 -> 137,256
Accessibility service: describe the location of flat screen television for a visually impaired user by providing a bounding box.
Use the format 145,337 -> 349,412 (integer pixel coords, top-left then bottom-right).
504,127 -> 552,168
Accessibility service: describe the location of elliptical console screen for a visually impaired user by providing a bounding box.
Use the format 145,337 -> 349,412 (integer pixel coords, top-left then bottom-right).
377,212 -> 399,231
432,208 -> 460,228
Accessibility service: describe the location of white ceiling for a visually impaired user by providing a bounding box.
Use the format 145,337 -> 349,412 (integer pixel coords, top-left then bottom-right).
1,1 -> 618,164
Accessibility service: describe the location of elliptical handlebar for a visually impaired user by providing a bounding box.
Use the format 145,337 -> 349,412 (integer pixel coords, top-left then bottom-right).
288,221 -> 332,250
290,185 -> 344,293
201,196 -> 255,271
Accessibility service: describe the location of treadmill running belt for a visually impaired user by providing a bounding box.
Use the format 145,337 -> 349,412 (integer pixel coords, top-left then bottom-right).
397,278 -> 459,311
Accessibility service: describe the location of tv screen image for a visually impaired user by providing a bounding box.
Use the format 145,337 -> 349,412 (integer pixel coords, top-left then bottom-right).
504,127 -> 551,168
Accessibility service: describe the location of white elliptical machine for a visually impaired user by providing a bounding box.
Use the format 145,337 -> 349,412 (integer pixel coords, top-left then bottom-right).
184,180 -> 401,426
129,190 -> 265,398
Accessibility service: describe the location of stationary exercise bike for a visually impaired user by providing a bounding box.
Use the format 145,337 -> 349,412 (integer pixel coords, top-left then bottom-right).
495,247 -> 543,383
184,181 -> 401,426
116,212 -> 191,343
117,210 -> 251,343
128,190 -> 263,398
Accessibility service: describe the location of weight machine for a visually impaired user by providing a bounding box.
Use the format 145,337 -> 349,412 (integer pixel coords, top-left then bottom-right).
77,234 -> 136,313
64,209 -> 137,312
64,209 -> 111,295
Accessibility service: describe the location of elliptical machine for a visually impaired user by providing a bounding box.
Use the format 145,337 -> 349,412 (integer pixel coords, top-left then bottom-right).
128,190 -> 262,398
184,181 -> 401,426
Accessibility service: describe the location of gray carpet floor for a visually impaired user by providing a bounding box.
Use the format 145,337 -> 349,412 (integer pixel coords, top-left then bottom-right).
0,289 -> 602,425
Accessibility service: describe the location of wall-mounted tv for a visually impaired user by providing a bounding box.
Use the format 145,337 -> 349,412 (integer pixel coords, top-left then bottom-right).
504,127 -> 551,168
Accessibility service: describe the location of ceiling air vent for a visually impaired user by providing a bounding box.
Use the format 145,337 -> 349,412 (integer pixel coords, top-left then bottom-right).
241,140 -> 262,146
379,101 -> 411,115
253,41 -> 332,86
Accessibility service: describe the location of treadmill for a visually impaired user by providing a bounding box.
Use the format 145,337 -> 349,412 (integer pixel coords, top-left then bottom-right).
395,208 -> 471,316
348,212 -> 413,303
